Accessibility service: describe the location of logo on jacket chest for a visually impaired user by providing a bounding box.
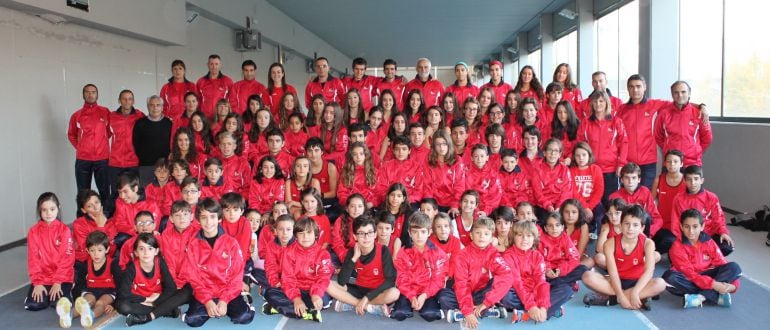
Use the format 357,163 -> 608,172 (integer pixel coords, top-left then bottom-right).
481,179 -> 491,189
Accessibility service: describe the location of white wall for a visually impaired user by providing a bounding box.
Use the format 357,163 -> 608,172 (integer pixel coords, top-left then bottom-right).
0,2 -> 350,246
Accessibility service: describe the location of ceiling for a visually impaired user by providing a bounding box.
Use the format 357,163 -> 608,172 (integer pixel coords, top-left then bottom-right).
267,0 -> 571,68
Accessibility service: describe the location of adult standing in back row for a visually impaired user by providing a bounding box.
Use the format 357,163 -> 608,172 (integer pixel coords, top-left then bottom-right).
655,81 -> 712,167
404,58 -> 444,108
68,84 -> 110,215
197,54 -> 234,120
133,96 -> 172,188
305,57 -> 345,108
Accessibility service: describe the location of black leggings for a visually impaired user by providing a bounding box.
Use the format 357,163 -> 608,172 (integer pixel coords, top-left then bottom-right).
116,284 -> 192,317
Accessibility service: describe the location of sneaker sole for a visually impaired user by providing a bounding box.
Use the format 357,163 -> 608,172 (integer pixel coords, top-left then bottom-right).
56,299 -> 72,329
75,297 -> 93,327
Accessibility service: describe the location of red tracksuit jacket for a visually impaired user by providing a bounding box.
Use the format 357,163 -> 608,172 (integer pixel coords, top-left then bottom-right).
222,217 -> 253,263
200,177 -> 235,201
113,198 -> 162,235
429,235 -> 462,278
500,166 -> 532,208
504,246 -> 551,310
669,232 -> 737,290
160,80 -> 197,119
375,158 -> 423,205
530,161 -> 573,211
538,233 -> 580,276
160,181 -> 182,217
108,109 -> 144,167
404,76 -> 444,108
452,243 -> 513,316
331,216 -> 357,262
336,166 -> 377,206
465,163 -> 503,214
395,242 -> 449,300
144,181 -> 165,208
445,83 -> 479,107
670,189 -> 728,238
609,186 -> 663,236
561,87 -> 583,110
27,219 -> 75,285
375,76 -> 407,110
72,216 -> 116,262
280,242 -> 334,300
248,177 -> 285,214
264,237 -> 295,287
184,228 -> 244,304
422,160 -> 467,209
578,114 -> 628,173
343,75 -> 377,111
68,103 -> 111,161
159,224 -> 198,288
263,85 -> 298,112
221,154 -> 251,196
617,98 -> 670,165
577,93 -> 622,120
229,79 -> 267,115
196,73 -> 234,119
481,81 -> 513,106
571,165 -> 604,209
304,76 -> 345,108
283,129 -> 309,157
654,103 -> 712,166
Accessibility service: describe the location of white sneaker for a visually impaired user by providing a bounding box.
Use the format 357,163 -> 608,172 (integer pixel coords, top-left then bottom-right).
74,297 -> 93,327
333,300 -> 354,313
55,298 -> 72,329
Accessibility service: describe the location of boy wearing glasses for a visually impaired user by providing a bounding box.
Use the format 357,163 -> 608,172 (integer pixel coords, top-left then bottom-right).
118,211 -> 159,271
327,216 -> 400,318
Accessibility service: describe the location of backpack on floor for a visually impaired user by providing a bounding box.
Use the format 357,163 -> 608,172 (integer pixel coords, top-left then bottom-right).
731,205 -> 770,232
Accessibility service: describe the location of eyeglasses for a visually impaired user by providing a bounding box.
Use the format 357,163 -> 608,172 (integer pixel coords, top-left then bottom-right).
490,111 -> 504,116
136,220 -> 155,226
355,231 -> 376,238
545,149 -> 562,154
182,189 -> 199,194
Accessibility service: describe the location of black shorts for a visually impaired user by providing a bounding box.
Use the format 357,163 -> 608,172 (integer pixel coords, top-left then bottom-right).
620,279 -> 639,290
82,287 -> 116,300
346,284 -> 373,299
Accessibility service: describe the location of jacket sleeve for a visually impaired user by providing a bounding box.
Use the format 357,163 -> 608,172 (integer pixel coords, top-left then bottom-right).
68,113 -> 79,149
27,228 -> 43,285
264,244 -> 282,288
310,250 -> 334,298
587,165 -> 605,208
337,249 -> 356,286
698,110 -> 713,152
654,112 -> 666,148
669,242 -> 715,290
184,244 -> 213,304
451,163 -> 467,209
336,176 -> 351,206
646,192 -> 663,236
453,252 -> 475,316
616,120 -> 629,167
425,250 -> 449,298
117,261 -> 144,303
670,197 -> 684,237
483,252 -> 513,308
558,168 -> 574,208
557,236 -> 581,276
280,248 -> 301,301
220,241 -> 245,303
157,257 -> 178,303
708,194 -> 729,236
366,246 -> 397,301
533,253 -> 551,309
331,219 -> 349,262
304,84 -> 312,109
394,250 -> 416,300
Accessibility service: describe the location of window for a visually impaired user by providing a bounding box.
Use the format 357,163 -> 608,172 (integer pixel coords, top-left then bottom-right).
505,60 -> 519,86
553,30 -> 578,74
679,0 -> 723,116
596,0 -> 639,101
528,49 -> 541,79
723,0 -> 770,118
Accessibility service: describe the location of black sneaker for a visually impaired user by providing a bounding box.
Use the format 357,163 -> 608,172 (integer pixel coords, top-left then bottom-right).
167,307 -> 181,319
262,302 -> 279,315
641,298 -> 652,311
583,293 -> 610,306
126,314 -> 151,327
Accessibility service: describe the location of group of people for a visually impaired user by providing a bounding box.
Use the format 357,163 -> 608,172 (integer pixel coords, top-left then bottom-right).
26,54 -> 741,328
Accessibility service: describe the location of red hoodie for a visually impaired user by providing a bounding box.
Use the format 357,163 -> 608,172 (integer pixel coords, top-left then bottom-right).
222,216 -> 253,262
617,99 -> 670,165
669,232 -> 738,290
113,198 -> 162,235
280,242 -> 334,300
336,166 -> 377,205
504,246 -> 551,310
465,163 -> 503,214
445,84 -> 479,107
452,243 -> 513,316
108,109 -> 144,167
264,237 -> 294,287
609,186 -> 663,236
571,164 -> 604,209
481,81 -> 513,106
375,158 -> 423,205
530,161 -> 573,211
654,103 -> 712,166
538,233 -> 580,276
27,219 -> 75,285
500,166 -> 532,208
395,242 -> 448,300
196,73 -> 234,119
68,103 -> 111,161
404,76 -> 444,108
159,224 -> 198,288
422,160 -> 467,209
671,189 -> 728,238
184,228 -> 244,304
248,177 -> 285,214
72,216 -> 116,262
305,76 -> 345,108
375,76 -> 407,110
229,79 -> 267,115
343,75 -> 377,111
160,80 -> 197,118
577,115 -> 628,173
221,154 -> 251,196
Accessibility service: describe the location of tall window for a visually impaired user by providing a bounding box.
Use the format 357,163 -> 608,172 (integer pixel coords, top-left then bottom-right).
553,30 -> 578,75
679,0 -> 722,116
528,49 -> 542,79
596,0 -> 639,101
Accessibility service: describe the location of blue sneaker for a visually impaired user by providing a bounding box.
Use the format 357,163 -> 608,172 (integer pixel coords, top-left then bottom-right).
552,306 -> 566,318
683,294 -> 704,309
365,304 -> 390,318
717,292 -> 732,307
333,300 -> 355,313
